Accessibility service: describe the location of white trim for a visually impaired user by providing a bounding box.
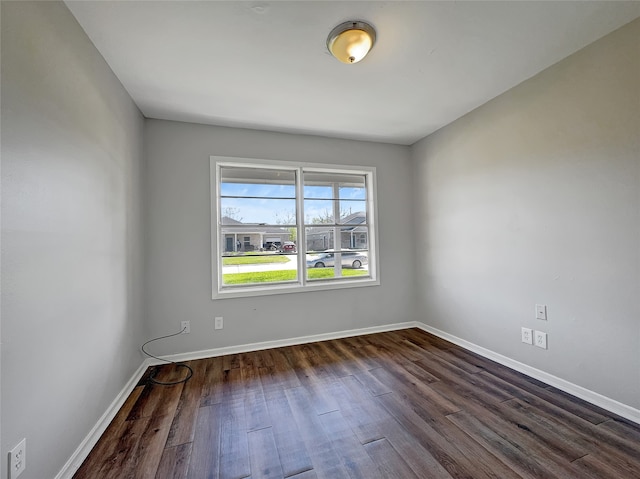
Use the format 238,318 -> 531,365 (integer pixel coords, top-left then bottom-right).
416,322 -> 640,425
54,360 -> 151,479
150,322 -> 416,364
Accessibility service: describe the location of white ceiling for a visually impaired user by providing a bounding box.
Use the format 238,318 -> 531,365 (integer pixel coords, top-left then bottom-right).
65,1 -> 640,145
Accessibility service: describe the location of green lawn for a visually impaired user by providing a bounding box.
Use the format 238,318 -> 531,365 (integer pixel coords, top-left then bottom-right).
222,255 -> 290,265
223,268 -> 368,284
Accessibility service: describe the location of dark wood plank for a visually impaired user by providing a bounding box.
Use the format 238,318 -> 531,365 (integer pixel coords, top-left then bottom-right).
155,443 -> 192,479
166,360 -> 206,447
363,438 -> 419,479
573,453 -> 640,479
186,404 -> 222,479
97,413 -> 173,479
263,387 -> 314,477
127,366 -> 185,420
334,375 -> 391,444
368,365 -> 461,416
218,396 -> 251,479
200,356 -> 225,407
317,410 -> 381,479
446,410 -> 599,479
312,340 -> 358,378
247,427 -> 284,479
284,386 -> 352,479
376,391 -> 506,479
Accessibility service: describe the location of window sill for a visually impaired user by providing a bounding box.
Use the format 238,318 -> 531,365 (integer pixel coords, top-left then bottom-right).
213,276 -> 380,300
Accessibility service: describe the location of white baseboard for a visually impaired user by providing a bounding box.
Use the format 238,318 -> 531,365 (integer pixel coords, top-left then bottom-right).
54,360 -> 151,479
55,321 -> 415,478
416,322 -> 640,425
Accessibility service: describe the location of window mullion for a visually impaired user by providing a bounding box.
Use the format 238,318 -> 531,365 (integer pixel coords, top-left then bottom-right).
332,181 -> 342,278
297,167 -> 306,286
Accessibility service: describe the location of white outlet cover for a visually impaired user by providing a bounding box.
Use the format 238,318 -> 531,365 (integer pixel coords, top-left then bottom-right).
9,438 -> 26,478
534,330 -> 548,349
215,316 -> 223,330
521,327 -> 533,345
536,304 -> 547,320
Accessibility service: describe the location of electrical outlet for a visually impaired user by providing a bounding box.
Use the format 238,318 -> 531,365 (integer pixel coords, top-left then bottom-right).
521,327 -> 533,345
181,321 -> 190,334
214,316 -> 223,330
534,330 -> 548,349
536,304 -> 547,320
9,438 -> 26,478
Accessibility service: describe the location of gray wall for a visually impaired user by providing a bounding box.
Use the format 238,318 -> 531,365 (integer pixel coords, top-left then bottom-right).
144,120 -> 414,355
1,2 -> 145,478
411,19 -> 639,409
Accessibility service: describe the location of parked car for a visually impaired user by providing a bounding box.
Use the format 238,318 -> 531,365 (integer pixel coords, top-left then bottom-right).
306,250 -> 367,269
264,241 -> 281,251
281,241 -> 297,253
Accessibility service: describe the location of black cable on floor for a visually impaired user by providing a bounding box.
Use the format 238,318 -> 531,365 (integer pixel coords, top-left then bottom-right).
141,327 -> 193,385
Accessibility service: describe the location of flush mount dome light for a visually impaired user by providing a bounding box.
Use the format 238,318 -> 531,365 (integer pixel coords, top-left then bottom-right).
327,21 -> 376,64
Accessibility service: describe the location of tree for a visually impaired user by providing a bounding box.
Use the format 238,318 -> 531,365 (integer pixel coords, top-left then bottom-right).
274,210 -> 296,225
275,210 -> 297,242
307,209 -> 333,224
222,207 -> 243,222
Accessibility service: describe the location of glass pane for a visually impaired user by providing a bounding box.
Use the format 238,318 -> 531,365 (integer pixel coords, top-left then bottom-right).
303,172 -> 367,227
220,228 -> 294,253
305,250 -> 370,281
304,173 -> 365,197
338,201 -> 366,223
338,226 -> 369,250
304,199 -> 334,224
220,167 -> 295,198
304,184 -> 333,199
305,226 -> 335,253
220,198 -> 296,225
220,230 -> 298,286
339,184 -> 366,200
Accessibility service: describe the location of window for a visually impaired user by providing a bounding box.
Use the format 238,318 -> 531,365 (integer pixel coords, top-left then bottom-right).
211,156 -> 379,298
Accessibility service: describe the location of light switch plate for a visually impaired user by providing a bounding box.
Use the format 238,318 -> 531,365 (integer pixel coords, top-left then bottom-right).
535,304 -> 547,320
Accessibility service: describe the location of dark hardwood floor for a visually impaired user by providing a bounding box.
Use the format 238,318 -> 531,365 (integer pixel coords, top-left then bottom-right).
73,328 -> 640,479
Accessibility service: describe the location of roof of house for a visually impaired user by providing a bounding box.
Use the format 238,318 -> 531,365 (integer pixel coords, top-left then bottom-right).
221,216 -> 290,235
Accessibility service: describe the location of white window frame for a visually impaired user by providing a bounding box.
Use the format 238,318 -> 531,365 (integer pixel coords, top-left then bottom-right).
211,156 -> 380,299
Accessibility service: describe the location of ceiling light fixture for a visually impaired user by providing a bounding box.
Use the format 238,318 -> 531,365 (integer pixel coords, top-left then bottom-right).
327,21 -> 376,64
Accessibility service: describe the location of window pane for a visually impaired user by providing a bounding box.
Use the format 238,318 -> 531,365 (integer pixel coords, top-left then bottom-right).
338,202 -> 367,223
221,254 -> 298,286
220,230 -> 298,286
339,225 -> 369,250
220,198 -> 296,225
305,226 -> 335,252
304,184 -> 332,199
304,199 -> 334,224
220,167 -> 295,198
305,250 -> 369,281
304,172 -> 366,193
339,185 -> 366,200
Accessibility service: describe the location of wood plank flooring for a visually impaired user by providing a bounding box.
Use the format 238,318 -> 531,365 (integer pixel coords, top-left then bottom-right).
73,328 -> 640,479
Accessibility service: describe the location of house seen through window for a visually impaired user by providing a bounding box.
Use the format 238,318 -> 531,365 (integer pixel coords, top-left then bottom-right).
212,157 -> 379,298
